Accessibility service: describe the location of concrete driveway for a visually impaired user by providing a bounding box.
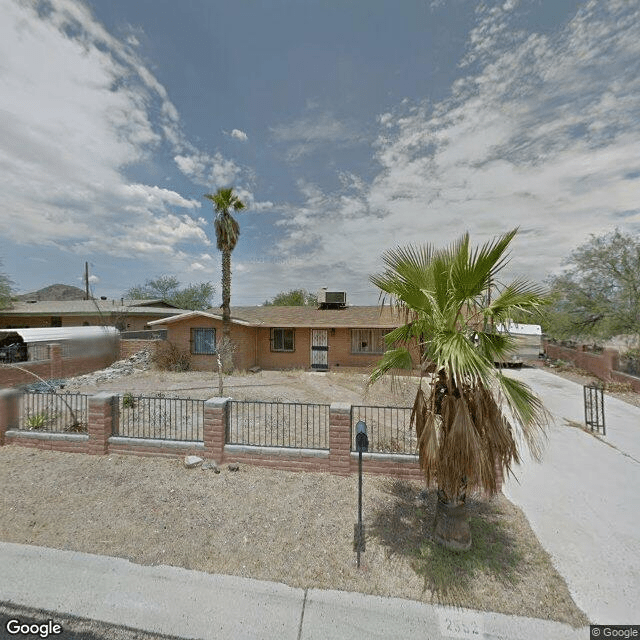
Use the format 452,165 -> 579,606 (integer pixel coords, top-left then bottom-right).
502,367 -> 640,624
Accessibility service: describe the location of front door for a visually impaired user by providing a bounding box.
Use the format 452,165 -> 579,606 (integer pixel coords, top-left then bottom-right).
310,329 -> 328,370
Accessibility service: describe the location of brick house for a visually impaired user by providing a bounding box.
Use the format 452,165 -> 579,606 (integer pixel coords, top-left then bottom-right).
148,305 -> 419,372
0,299 -> 187,332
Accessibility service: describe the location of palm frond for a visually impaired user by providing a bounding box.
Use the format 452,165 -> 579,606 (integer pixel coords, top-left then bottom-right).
496,373 -> 548,461
367,347 -> 415,387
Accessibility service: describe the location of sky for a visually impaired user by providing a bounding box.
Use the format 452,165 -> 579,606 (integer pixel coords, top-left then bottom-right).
1,0 -> 639,306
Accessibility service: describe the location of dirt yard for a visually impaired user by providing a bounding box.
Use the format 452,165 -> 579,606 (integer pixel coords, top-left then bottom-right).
66,367 -> 423,406
0,446 -> 588,628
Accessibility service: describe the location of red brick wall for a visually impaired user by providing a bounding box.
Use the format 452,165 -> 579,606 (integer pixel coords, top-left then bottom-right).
165,318 -> 256,371
545,342 -> 617,380
1,393 -> 426,480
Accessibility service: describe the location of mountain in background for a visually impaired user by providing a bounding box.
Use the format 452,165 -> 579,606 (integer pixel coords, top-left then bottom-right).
16,284 -> 87,301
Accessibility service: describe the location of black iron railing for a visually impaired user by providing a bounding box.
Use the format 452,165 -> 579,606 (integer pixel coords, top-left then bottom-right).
117,394 -> 204,441
350,405 -> 415,455
19,392 -> 89,433
227,400 -> 330,449
584,384 -> 606,435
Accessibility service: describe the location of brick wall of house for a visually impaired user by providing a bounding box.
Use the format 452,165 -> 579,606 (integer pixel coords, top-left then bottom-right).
163,319 -> 422,373
254,327 -> 416,371
165,317 -> 257,371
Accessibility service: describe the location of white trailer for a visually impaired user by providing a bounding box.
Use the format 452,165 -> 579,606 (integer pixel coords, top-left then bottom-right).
495,322 -> 543,366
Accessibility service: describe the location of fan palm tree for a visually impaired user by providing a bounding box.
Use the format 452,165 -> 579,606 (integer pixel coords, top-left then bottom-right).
204,187 -> 245,372
369,229 -> 548,551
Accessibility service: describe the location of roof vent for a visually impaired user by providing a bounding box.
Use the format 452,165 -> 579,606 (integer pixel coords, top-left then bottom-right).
317,288 -> 347,309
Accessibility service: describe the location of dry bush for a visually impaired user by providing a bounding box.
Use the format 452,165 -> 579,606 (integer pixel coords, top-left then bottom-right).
151,341 -> 191,371
604,380 -> 633,393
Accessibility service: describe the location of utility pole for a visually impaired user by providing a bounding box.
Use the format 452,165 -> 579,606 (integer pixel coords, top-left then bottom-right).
84,262 -> 90,300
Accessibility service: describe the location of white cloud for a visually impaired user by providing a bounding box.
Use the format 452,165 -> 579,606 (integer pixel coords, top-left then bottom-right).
256,0 -> 640,303
230,128 -> 248,141
174,151 -> 241,188
270,112 -> 362,160
0,0 -> 234,264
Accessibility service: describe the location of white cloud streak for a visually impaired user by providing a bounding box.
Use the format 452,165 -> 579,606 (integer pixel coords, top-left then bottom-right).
257,0 -> 640,303
0,0 -> 245,261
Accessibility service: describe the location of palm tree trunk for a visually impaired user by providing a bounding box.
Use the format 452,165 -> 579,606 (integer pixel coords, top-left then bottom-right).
221,249 -> 233,374
433,486 -> 471,551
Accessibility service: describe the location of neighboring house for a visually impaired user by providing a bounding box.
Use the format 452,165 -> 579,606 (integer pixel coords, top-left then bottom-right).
148,305 -> 417,372
0,299 -> 187,332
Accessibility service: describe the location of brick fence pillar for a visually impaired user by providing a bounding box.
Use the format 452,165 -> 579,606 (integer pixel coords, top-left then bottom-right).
88,392 -> 118,455
204,398 -> 230,463
0,388 -> 20,446
49,343 -> 63,380
603,348 -> 619,379
329,403 -> 352,476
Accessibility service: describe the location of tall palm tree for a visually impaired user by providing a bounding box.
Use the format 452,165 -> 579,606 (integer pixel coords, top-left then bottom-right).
204,188 -> 245,372
369,229 -> 548,551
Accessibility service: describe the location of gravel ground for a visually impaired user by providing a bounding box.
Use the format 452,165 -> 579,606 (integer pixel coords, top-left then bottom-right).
64,367 -> 423,406
0,446 -> 588,628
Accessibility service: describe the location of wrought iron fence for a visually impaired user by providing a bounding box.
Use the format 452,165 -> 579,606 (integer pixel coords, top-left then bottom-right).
117,394 -> 204,441
227,400 -> 330,449
19,391 -> 89,433
351,405 -> 415,455
584,384 -> 606,435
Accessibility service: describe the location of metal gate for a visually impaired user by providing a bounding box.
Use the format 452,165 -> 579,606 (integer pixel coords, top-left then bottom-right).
584,384 -> 606,435
310,329 -> 328,370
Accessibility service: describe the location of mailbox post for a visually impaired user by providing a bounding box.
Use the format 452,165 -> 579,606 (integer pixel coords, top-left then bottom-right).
354,420 -> 369,568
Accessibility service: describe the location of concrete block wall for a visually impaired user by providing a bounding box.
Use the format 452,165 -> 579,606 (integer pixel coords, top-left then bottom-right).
120,339 -> 162,360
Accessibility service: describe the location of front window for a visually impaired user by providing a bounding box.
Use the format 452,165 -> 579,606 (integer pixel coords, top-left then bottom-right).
191,328 -> 216,354
271,328 -> 294,352
351,329 -> 388,354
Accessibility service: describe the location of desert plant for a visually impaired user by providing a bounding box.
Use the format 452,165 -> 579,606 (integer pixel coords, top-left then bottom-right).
204,187 -> 245,374
368,229 -> 548,551
122,392 -> 136,408
26,411 -> 55,430
152,341 -> 191,372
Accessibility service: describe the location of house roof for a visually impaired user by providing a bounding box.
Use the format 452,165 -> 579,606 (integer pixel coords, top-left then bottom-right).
0,300 -> 189,317
149,305 -> 403,329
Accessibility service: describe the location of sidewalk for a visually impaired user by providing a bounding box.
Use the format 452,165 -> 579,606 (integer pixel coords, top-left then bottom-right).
0,541 -> 586,640
503,367 -> 640,624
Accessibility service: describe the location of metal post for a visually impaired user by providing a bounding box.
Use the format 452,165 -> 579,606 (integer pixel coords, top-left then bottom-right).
357,448 -> 363,568
354,420 -> 368,568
